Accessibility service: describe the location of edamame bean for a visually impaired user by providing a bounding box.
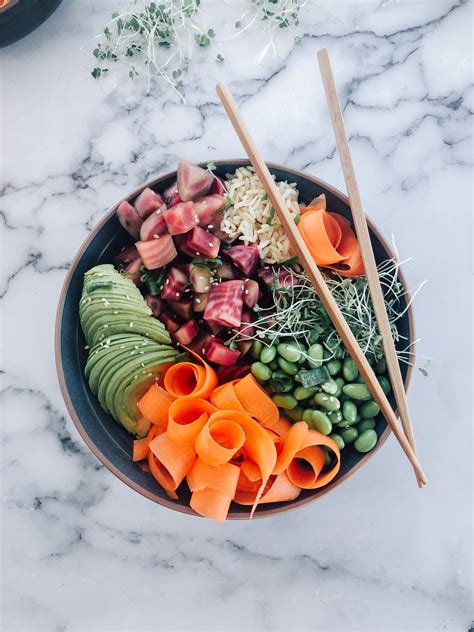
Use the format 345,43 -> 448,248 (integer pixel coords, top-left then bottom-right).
268,359 -> 278,371
328,410 -> 343,424
302,409 -> 316,423
321,379 -> 339,395
311,410 -> 332,435
329,433 -> 345,450
271,372 -> 293,393
343,357 -> 359,382
342,383 -> 372,401
357,418 -> 376,432
251,340 -> 263,360
354,429 -> 378,453
327,359 -> 342,376
320,446 -> 332,467
342,400 -> 357,423
334,377 -> 344,398
355,413 -> 361,422
307,344 -> 324,368
360,400 -> 380,419
260,346 -> 277,364
277,343 -> 301,363
340,427 -> 358,444
271,394 -> 298,410
294,386 -> 318,401
334,347 -> 345,360
377,375 -> 392,395
285,406 -> 304,421
251,362 -> 271,381
297,346 -> 308,365
277,357 -> 298,375
356,373 -> 366,384
375,356 -> 387,374
313,392 -> 341,411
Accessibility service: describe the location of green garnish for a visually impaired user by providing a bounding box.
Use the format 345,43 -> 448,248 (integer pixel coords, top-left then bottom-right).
215,53 -> 224,63
298,367 -> 330,388
268,208 -> 275,226
140,266 -> 165,295
206,161 -> 217,172
294,213 -> 301,224
191,257 -> 223,270
280,256 -> 299,266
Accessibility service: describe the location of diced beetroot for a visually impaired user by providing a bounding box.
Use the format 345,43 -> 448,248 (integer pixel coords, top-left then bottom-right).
216,261 -> 234,280
173,320 -> 199,345
211,176 -> 226,196
161,267 -> 188,301
206,321 -> 224,336
193,194 -> 225,228
117,200 -> 143,239
163,201 -> 196,235
234,310 -> 255,341
193,292 -> 209,313
184,226 -> 220,258
217,364 -> 251,382
158,310 -> 181,334
188,330 -> 213,356
167,296 -> 194,320
203,338 -> 240,366
243,279 -> 259,308
278,268 -> 296,287
124,258 -> 143,287
136,235 -> 177,270
177,160 -> 213,201
145,295 -> 165,317
238,340 -> 253,357
257,266 -> 275,285
257,266 -> 296,287
139,204 -> 168,241
134,188 -> 164,219
163,180 -> 182,207
225,244 -> 260,277
176,262 -> 191,277
190,266 -> 212,293
204,280 -> 244,328
113,244 -> 140,268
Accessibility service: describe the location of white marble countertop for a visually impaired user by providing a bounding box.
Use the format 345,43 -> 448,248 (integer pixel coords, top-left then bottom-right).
1,1 -> 472,630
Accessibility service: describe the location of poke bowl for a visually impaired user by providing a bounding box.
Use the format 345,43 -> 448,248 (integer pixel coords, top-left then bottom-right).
55,160 -> 414,520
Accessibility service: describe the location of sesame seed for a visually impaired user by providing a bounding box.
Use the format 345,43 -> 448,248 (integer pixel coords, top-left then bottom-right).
166,279 -> 170,285
84,345 -> 89,350
148,373 -> 153,377
129,322 -> 134,327
208,242 -> 213,247
208,224 -> 214,229
195,298 -> 201,304
130,351 -> 135,355
204,286 -> 210,291
194,215 -> 199,222
195,251 -> 200,256
176,292 -> 180,297
113,311 -> 118,315
201,348 -> 205,354
153,234 -> 160,239
245,290 -> 249,294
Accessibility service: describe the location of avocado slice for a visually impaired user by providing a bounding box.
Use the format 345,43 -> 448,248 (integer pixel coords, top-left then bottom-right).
80,299 -> 150,326
89,315 -> 170,348
87,337 -> 152,393
85,334 -> 143,382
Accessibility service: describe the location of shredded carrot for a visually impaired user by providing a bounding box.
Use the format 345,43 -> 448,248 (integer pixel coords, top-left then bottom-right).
187,459 -> 240,497
190,487 -> 233,522
137,384 -> 174,429
164,350 -> 217,399
132,423 -> 160,462
149,433 -> 196,490
272,421 -> 309,474
167,396 -> 216,443
233,374 -> 280,428
195,417 -> 246,466
210,380 -> 245,412
147,450 -> 178,499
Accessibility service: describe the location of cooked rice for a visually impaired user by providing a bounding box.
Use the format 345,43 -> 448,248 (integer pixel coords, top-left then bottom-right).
221,167 -> 300,264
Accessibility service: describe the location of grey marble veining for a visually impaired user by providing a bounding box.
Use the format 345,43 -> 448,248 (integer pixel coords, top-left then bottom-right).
1,1 -> 472,630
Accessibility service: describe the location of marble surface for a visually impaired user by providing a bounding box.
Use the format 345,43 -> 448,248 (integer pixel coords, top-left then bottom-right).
1,1 -> 473,630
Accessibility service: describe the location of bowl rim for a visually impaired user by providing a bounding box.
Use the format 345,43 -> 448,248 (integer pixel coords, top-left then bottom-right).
55,160 -> 415,520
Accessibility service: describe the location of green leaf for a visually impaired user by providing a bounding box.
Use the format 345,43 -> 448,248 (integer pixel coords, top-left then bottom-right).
215,53 -> 224,63
91,67 -> 102,79
104,26 -> 112,40
268,208 -> 275,225
207,161 -> 216,171
235,20 -> 241,28
191,257 -> 223,270
207,28 -> 216,38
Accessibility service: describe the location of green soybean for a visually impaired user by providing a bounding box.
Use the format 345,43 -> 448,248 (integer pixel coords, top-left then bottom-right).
333,377 -> 345,398
340,427 -> 358,444
357,418 -> 376,432
268,359 -> 279,371
327,359 -> 342,376
313,392 -> 340,411
360,400 -> 380,419
329,433 -> 345,450
321,379 -> 339,395
251,340 -> 263,360
356,373 -> 366,384
355,413 -> 361,422
328,410 -> 343,424
375,356 -> 387,374
342,383 -> 372,401
311,410 -> 332,435
294,386 -> 318,401
271,394 -> 298,410
377,375 -> 392,395
307,344 -> 324,368
343,357 -> 359,382
354,429 -> 378,453
277,357 -> 298,375
285,406 -> 304,421
334,347 -> 345,360
302,409 -> 316,423
277,343 -> 301,363
251,362 -> 271,381
260,346 -> 277,364
342,400 -> 357,423
271,371 -> 293,393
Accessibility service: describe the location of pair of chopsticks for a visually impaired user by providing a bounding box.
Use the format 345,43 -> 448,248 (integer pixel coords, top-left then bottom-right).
215,49 -> 426,487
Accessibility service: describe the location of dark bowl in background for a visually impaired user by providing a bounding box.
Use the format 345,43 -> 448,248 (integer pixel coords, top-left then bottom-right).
55,161 -> 415,519
0,0 -> 62,48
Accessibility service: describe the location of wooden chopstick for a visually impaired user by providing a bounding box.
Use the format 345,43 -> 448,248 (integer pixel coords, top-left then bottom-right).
317,48 -> 424,487
216,82 -> 427,486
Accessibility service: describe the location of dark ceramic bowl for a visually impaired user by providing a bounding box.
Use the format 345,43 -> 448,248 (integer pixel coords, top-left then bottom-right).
0,0 -> 62,48
55,161 -> 414,519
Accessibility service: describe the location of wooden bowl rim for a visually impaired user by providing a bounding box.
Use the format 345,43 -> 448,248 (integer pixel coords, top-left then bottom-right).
55,160 -> 415,520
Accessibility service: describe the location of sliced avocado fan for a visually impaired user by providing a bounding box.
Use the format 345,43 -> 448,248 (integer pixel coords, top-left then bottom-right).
80,264 -> 182,437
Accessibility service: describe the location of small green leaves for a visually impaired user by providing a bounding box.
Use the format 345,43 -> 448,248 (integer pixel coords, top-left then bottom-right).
215,53 -> 224,63
206,161 -> 217,172
194,28 -> 215,47
235,20 -> 242,28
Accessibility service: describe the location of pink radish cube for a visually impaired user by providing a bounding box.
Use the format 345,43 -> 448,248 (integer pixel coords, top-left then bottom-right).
193,194 -> 225,228
161,267 -> 188,301
177,160 -> 213,201
134,188 -> 164,219
184,226 -> 220,258
163,201 -> 196,235
173,320 -> 200,345
117,201 -> 143,239
136,235 -> 177,270
225,244 -> 260,276
203,338 -> 240,366
204,280 -> 244,328
140,204 -> 168,241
